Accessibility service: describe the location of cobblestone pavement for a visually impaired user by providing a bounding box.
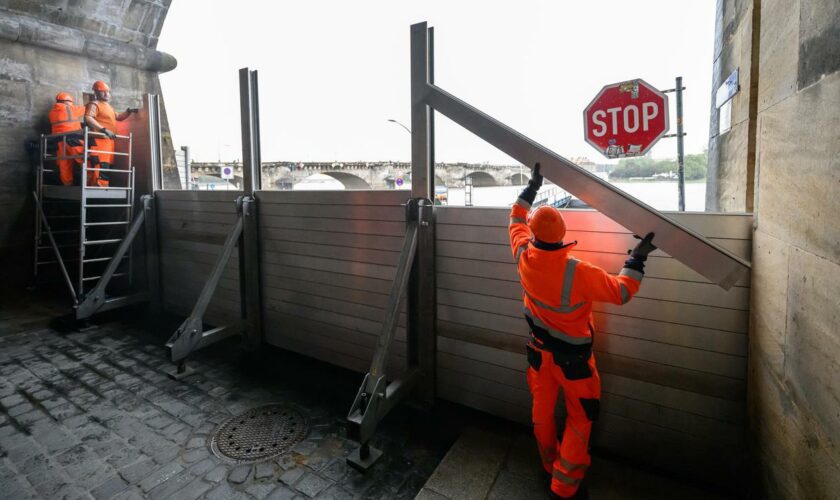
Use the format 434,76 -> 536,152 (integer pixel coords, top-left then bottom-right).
0,314 -> 460,499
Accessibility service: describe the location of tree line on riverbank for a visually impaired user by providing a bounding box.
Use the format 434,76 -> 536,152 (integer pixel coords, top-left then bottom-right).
609,150 -> 708,180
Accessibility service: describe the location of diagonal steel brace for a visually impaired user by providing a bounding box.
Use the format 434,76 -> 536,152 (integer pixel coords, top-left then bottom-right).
165,196 -> 247,378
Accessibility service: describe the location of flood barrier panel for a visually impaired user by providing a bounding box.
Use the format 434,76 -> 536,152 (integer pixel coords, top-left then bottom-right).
155,189 -> 751,481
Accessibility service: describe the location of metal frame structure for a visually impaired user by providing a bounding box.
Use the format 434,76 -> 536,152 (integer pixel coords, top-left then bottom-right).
164,68 -> 264,376
410,21 -> 750,290
33,125 -> 151,320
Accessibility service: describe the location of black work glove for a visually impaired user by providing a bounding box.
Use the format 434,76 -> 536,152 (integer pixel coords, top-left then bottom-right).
126,108 -> 138,114
518,163 -> 543,205
628,232 -> 657,261
102,129 -> 116,139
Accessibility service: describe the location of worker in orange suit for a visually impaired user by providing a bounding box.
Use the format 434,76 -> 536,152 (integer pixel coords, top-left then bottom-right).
509,163 -> 656,499
48,92 -> 85,185
84,81 -> 136,187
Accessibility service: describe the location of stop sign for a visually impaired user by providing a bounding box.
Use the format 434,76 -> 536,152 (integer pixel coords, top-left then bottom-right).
583,79 -> 669,159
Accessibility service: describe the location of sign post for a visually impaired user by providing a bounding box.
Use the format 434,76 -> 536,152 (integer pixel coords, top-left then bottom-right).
663,77 -> 688,211
583,79 -> 669,159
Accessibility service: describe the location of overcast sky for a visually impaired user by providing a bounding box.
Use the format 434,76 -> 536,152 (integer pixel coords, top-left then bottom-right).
158,1 -> 715,164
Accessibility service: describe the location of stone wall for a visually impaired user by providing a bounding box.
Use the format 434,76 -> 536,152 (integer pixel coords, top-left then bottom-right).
730,0 -> 840,497
706,0 -> 759,212
0,1 -> 178,288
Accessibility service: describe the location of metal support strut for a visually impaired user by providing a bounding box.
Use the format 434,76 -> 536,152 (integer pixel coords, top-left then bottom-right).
346,198 -> 434,471
164,196 -> 248,379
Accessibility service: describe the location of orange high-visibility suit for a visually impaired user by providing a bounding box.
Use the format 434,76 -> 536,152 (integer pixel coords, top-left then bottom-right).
48,102 -> 85,185
509,198 -> 645,498
85,100 -> 117,187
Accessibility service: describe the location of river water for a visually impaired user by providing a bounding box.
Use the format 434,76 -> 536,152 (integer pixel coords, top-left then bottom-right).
445,180 -> 707,212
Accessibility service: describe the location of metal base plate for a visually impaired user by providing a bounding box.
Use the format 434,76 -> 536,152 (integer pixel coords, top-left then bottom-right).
167,364 -> 196,380
346,445 -> 383,472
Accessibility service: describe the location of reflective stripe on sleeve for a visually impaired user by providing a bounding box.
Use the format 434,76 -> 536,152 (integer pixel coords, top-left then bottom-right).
515,245 -> 527,264
619,267 -> 644,281
515,198 -> 531,209
510,217 -> 527,225
619,284 -> 630,304
523,307 -> 592,345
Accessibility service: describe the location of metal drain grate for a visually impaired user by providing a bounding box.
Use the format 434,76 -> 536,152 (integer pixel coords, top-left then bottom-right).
210,404 -> 309,463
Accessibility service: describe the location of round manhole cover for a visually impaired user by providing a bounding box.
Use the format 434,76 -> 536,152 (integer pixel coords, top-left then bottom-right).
210,404 -> 309,463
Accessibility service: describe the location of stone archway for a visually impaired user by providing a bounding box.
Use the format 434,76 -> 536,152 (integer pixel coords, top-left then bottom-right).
465,171 -> 497,187
322,172 -> 372,190
509,173 -> 528,186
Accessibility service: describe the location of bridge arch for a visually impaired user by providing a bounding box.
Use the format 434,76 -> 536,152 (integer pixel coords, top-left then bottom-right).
322,171 -> 372,190
509,173 -> 528,186
465,171 -> 497,187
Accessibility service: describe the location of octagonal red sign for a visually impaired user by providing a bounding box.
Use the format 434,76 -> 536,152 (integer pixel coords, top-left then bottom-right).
583,79 -> 669,159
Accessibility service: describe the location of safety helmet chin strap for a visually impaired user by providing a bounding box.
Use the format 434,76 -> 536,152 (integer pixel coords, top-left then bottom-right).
531,239 -> 576,251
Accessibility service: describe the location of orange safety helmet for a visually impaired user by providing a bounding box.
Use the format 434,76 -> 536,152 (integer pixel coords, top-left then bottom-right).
55,92 -> 74,103
528,205 -> 566,243
92,80 -> 110,92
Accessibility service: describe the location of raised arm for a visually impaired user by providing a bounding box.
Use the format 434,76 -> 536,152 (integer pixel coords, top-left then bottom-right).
509,163 -> 542,259
576,232 -> 656,305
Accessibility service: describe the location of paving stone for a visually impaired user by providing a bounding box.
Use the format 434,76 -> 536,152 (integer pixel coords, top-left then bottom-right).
6,402 -> 34,417
205,481 -> 250,500
182,446 -> 210,463
294,472 -> 331,497
247,481 -> 281,499
138,462 -> 184,492
0,394 -> 25,407
188,457 -> 217,476
321,458 -> 348,482
175,477 -> 213,500
186,437 -> 205,449
118,458 -> 157,484
110,487 -> 145,500
147,470 -> 196,498
205,465 -> 229,483
90,475 -> 129,500
265,484 -> 299,500
279,466 -> 306,486
255,460 -> 276,480
228,463 -> 253,484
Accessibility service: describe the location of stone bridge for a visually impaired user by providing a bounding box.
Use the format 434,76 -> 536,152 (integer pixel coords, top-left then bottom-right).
190,161 -> 533,190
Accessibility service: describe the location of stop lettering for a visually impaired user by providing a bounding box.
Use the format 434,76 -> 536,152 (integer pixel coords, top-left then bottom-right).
583,79 -> 669,159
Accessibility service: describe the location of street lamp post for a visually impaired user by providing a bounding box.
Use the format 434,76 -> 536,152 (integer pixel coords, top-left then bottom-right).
387,119 -> 412,135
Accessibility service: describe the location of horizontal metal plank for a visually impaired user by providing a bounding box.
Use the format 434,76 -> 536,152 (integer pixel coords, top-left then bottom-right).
259,202 -> 405,222
262,239 -> 400,267
437,224 -> 751,260
436,264 -> 750,311
438,351 -> 525,390
156,190 -> 242,202
263,275 -> 391,310
257,189 -> 408,206
160,238 -> 240,261
261,263 -> 392,295
264,310 -> 407,359
261,227 -> 405,252
436,207 -> 752,239
437,382 -> 530,425
600,372 -> 744,423
158,208 -> 238,225
261,215 -> 404,236
438,366 -> 530,408
263,252 -> 396,281
437,322 -> 526,370
437,304 -> 527,337
265,298 -> 407,338
437,288 -> 748,333
159,218 -> 235,237
596,332 -> 744,379
156,199 -> 237,214
601,392 -> 743,444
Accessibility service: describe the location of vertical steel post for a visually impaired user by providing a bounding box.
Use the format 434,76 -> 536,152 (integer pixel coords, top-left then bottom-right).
238,68 -> 264,351
143,195 -> 161,314
409,23 -> 437,407
181,146 -> 191,190
676,76 -> 685,211
145,95 -> 164,313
